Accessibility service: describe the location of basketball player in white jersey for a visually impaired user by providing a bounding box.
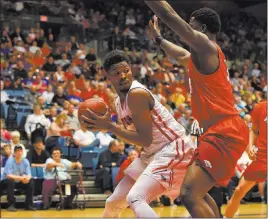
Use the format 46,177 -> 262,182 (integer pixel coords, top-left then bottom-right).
81,50 -> 194,218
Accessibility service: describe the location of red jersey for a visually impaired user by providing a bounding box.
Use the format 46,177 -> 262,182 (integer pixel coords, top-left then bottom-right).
251,101 -> 267,155
188,42 -> 238,130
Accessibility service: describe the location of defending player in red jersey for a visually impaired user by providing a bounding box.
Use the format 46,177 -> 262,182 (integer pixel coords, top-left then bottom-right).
224,101 -> 267,218
145,1 -> 249,217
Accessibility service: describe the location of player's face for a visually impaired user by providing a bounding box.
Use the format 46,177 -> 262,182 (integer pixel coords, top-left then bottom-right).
107,61 -> 133,93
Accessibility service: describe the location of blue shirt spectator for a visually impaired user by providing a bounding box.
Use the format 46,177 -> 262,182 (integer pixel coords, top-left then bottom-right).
3,157 -> 31,182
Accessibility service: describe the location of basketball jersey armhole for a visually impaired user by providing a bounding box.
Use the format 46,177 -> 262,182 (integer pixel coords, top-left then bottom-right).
127,87 -> 155,111
189,41 -> 223,78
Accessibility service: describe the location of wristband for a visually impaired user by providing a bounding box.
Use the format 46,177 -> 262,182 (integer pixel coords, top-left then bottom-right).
155,36 -> 164,46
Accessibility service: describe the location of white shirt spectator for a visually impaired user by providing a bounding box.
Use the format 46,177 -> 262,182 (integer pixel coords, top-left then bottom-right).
125,15 -> 136,25
29,45 -> 41,54
73,129 -> 96,147
140,65 -> 153,79
96,132 -> 114,148
24,114 -> 51,137
14,45 -> 26,53
1,91 -> 9,103
42,90 -> 55,104
251,69 -> 261,78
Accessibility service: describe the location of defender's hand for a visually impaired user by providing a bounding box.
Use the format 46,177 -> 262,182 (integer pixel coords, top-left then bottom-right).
149,15 -> 161,42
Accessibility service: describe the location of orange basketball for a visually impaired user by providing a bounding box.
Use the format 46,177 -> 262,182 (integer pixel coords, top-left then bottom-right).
78,98 -> 107,125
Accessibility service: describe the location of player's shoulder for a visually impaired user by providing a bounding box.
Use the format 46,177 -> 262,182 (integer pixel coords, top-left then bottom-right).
255,101 -> 266,110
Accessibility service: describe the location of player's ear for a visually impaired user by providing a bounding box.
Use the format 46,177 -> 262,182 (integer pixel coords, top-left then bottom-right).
200,24 -> 207,33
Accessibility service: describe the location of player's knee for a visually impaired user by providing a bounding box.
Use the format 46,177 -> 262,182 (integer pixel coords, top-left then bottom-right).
179,186 -> 194,205
105,194 -> 120,208
233,185 -> 245,198
126,192 -> 145,206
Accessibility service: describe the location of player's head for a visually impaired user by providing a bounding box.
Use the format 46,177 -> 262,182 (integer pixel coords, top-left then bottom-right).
190,7 -> 221,35
103,50 -> 133,93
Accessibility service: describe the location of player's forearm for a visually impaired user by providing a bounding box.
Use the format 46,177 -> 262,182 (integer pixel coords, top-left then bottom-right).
160,39 -> 190,65
145,1 -> 194,41
108,123 -> 150,147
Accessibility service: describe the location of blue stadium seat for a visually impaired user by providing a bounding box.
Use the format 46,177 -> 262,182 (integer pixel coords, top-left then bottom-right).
112,167 -> 120,187
79,152 -> 98,169
92,147 -> 107,172
31,167 -> 45,179
31,167 -> 38,179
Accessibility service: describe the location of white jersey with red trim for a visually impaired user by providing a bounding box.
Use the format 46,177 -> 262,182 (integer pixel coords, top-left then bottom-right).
115,80 -> 188,157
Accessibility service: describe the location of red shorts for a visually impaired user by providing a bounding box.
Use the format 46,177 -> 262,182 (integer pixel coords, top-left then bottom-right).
189,115 -> 249,187
243,158 -> 267,182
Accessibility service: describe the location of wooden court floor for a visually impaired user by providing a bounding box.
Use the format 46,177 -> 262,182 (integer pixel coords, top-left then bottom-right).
1,203 -> 267,218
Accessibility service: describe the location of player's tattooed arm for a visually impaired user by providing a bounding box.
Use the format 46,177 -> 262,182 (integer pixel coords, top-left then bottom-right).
149,15 -> 190,67
145,1 -> 216,53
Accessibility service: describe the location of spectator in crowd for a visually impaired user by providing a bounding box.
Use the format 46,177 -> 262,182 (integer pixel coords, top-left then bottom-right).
9,77 -> 23,90
96,131 -> 114,148
46,106 -> 58,122
1,143 -> 12,167
66,104 -> 80,131
115,149 -> 139,184
0,119 -> 11,141
26,137 -> 49,167
177,109 -> 192,134
42,56 -> 57,73
42,147 -> 82,209
13,61 -> 27,79
1,145 -> 35,212
45,113 -> 69,154
42,84 -> 55,105
52,86 -> 68,107
55,53 -> 70,67
10,131 -> 27,158
1,80 -> 9,103
73,125 -> 100,147
85,48 -> 97,65
95,140 -> 121,195
24,104 -> 51,140
24,85 -> 39,107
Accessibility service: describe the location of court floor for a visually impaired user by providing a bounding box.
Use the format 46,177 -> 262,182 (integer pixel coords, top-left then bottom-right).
1,203 -> 267,218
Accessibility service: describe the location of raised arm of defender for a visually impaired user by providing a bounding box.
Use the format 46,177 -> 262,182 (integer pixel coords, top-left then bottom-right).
145,1 -> 215,54
149,15 -> 190,67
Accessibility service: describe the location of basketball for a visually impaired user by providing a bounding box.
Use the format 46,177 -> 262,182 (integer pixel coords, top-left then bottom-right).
78,99 -> 108,124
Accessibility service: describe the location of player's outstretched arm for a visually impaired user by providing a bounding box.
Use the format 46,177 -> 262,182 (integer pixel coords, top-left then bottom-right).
149,15 -> 190,67
145,1 -> 215,53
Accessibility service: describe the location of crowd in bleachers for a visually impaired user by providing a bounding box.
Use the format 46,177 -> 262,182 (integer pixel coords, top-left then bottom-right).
0,0 -> 267,211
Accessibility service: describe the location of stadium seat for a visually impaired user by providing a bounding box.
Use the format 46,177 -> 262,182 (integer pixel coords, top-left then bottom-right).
112,167 -> 119,187
79,151 -> 98,169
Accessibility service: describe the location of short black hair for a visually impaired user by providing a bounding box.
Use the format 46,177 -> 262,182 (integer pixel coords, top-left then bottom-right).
51,147 -> 61,154
103,50 -> 130,71
191,7 -> 221,34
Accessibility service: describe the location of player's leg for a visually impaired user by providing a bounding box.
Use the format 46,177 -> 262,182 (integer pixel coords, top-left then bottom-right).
126,174 -> 165,217
103,175 -> 135,218
204,192 -> 221,218
179,161 -> 218,218
258,181 -> 266,203
224,176 -> 256,218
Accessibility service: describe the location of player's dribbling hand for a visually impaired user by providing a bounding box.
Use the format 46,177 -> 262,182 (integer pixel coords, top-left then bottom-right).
246,147 -> 257,161
82,108 -> 113,131
149,15 -> 161,42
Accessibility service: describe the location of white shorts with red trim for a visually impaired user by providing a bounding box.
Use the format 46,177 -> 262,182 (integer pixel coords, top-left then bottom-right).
124,137 -> 194,200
